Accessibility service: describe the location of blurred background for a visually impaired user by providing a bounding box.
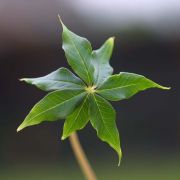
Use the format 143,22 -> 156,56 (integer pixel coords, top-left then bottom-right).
0,0 -> 179,179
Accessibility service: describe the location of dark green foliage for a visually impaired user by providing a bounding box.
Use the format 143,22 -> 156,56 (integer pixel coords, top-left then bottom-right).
18,18 -> 170,164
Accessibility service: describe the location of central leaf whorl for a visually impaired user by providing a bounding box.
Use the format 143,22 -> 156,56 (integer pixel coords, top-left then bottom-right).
85,86 -> 96,94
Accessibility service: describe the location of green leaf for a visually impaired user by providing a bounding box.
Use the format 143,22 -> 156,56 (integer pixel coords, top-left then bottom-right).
92,37 -> 114,87
18,18 -> 171,166
97,72 -> 170,101
89,94 -> 122,165
60,19 -> 94,85
62,94 -> 90,140
20,68 -> 85,91
17,90 -> 86,132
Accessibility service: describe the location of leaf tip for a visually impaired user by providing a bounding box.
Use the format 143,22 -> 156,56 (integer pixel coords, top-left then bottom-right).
19,78 -> 32,84
58,14 -> 66,29
17,125 -> 23,132
17,121 -> 27,132
110,36 -> 115,40
108,36 -> 115,44
159,85 -> 171,90
164,86 -> 171,90
19,78 -> 25,82
61,135 -> 67,140
117,149 -> 122,167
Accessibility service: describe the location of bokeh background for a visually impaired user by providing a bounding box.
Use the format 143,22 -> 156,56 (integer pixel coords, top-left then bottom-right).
0,0 -> 180,179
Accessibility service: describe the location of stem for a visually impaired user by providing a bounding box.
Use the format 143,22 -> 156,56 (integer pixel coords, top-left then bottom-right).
69,132 -> 97,180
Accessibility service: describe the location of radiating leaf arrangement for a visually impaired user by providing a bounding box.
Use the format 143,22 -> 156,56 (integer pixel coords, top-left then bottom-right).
17,18 -> 170,165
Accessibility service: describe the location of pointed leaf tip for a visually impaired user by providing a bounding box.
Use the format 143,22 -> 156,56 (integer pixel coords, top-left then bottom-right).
19,68 -> 85,91
58,14 -> 66,29
89,94 -> 121,164
61,20 -> 94,85
17,124 -> 23,132
155,83 -> 171,90
161,86 -> 171,90
61,136 -> 66,140
19,78 -> 34,85
19,78 -> 24,81
17,120 -> 28,132
109,36 -> 115,43
57,14 -> 62,23
98,73 -> 171,101
17,90 -> 85,133
117,149 -> 122,166
92,37 -> 114,86
105,37 -> 115,48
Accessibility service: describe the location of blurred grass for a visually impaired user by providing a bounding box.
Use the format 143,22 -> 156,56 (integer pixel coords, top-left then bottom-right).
0,156 -> 180,180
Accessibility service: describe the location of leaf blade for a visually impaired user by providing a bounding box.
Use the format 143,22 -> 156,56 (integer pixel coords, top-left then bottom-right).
92,37 -> 114,87
17,90 -> 86,131
62,94 -> 89,139
97,72 -> 170,101
61,21 -> 94,85
89,94 -> 122,164
20,68 -> 85,91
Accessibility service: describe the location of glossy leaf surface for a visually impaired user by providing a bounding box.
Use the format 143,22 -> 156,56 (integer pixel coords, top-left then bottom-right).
61,21 -> 94,85
89,94 -> 122,164
18,18 -> 170,165
97,72 -> 170,101
21,68 -> 85,91
92,37 -> 114,87
62,94 -> 89,139
17,90 -> 85,131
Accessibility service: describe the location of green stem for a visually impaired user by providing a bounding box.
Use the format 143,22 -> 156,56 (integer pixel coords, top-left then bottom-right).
69,132 -> 97,180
